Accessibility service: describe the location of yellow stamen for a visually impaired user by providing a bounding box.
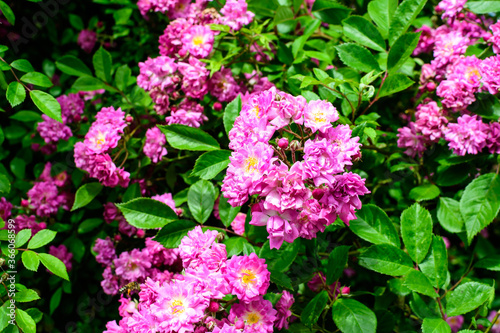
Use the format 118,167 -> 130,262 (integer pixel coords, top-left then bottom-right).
247,312 -> 260,324
244,157 -> 258,174
241,269 -> 256,284
251,105 -> 260,119
171,299 -> 185,315
193,36 -> 204,46
465,66 -> 480,84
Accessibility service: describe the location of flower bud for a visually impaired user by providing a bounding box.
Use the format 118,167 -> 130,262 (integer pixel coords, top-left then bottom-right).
21,199 -> 29,207
426,82 -> 436,91
235,320 -> 245,329
312,188 -> 326,200
136,229 -> 145,238
278,138 -> 289,149
114,234 -> 122,242
208,301 -> 219,312
125,115 -> 133,122
341,286 -> 350,295
290,140 -> 301,150
213,102 -> 223,111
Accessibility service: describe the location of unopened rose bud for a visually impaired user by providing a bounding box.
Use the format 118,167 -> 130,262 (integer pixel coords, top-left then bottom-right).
31,143 -> 40,151
39,222 -> 47,229
178,48 -> 187,57
216,232 -> 225,243
426,82 -> 436,91
82,116 -> 88,122
136,229 -> 145,238
341,286 -> 350,295
278,138 -> 289,149
208,301 -> 219,312
114,234 -> 122,242
21,199 -> 29,207
290,140 -> 301,150
457,13 -> 465,20
74,114 -> 82,122
126,115 -> 133,122
213,102 -> 222,111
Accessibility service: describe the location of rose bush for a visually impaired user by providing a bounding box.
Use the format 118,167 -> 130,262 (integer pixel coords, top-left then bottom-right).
0,0 -> 500,332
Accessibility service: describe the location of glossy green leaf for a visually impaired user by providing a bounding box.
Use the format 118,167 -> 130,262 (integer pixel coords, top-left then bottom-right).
475,255 -> 500,271
367,0 -> 397,38
446,282 -> 494,316
0,174 -> 9,194
15,229 -> 31,248
6,82 -> 26,108
39,253 -> 69,281
15,289 -> 40,303
349,204 -> 400,247
93,47 -> 113,83
465,1 -> 500,14
332,298 -> 377,333
159,124 -> 220,151
311,1 -> 351,25
422,318 -> 451,333
191,150 -> 231,180
20,72 -> 53,88
71,182 -> 103,211
55,55 -> 93,77
401,203 -> 432,264
378,73 -> 414,98
188,180 -> 216,224
30,90 -> 62,123
326,245 -> 350,284
403,270 -> 437,298
115,65 -> 131,91
117,198 -> 179,229
460,173 -> 500,243
437,197 -> 464,233
359,244 -> 414,276
0,1 -> 15,25
342,16 -> 386,52
301,290 -> 329,327
72,76 -> 107,91
225,237 -> 246,257
218,195 -> 241,228
224,95 -> 241,136
388,0 -> 428,46
22,251 -> 39,271
27,229 -> 57,249
78,218 -> 103,234
50,287 -> 62,315
335,43 -> 381,73
409,184 -> 440,202
419,236 -> 448,289
11,59 -> 34,73
387,32 -> 421,74
15,309 -> 36,333
155,220 -> 197,248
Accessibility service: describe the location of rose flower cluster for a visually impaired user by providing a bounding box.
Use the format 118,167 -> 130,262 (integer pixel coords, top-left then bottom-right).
222,87 -> 369,249
103,226 -> 295,333
398,0 -> 500,158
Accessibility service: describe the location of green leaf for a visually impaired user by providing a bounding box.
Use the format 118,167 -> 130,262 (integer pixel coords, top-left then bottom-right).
359,244 -> 414,276
292,19 -> 322,57
0,1 -> 15,25
387,32 -> 421,74
188,180 -> 216,224
15,229 -> 31,248
20,72 -> 53,88
437,197 -> 464,233
117,198 -> 179,229
0,174 -> 9,194
422,318 -> 452,333
93,47 -> 113,83
277,41 -> 294,65
72,76 -> 107,91
332,298 -> 377,333
368,0 -> 398,38
218,195 -> 241,228
191,150 -> 231,180
113,8 -> 133,24
312,1 -> 351,25
49,287 -> 62,315
460,173 -> 500,243
446,282 -> 494,316
159,124 -> 220,151
10,157 -> 26,179
10,60 -> 34,73
403,270 -> 437,298
68,14 -> 84,30
16,289 -> 40,303
388,0 -> 428,46
342,16 -> 386,52
155,220 -> 197,248
71,183 -> 103,211
224,237 -> 246,257
78,218 -> 103,234
15,308 -> 36,333
301,290 -> 329,327
378,73 -> 414,98
401,203 -> 432,264
39,253 -> 69,281
269,269 -> 293,290
9,110 -> 42,122
224,95 -> 242,136
259,240 -> 300,272
30,90 -> 63,123
115,65 -> 131,91
335,43 -> 381,73
326,245 -> 350,284
349,204 -> 400,247
0,303 -> 9,332
465,1 -> 500,14
419,236 -> 448,289
6,82 -> 26,107
56,55 -> 93,76
27,229 -> 57,249
22,251 -> 39,271
409,184 -> 440,202
475,255 -> 500,271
